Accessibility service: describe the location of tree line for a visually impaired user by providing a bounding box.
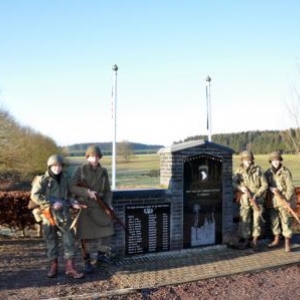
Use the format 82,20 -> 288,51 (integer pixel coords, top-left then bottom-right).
67,141 -> 163,156
67,129 -> 299,157
0,108 -> 59,186
180,129 -> 299,154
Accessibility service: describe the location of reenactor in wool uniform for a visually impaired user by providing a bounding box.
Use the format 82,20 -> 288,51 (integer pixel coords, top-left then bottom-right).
265,151 -> 295,252
69,145 -> 115,274
233,150 -> 268,250
30,155 -> 84,279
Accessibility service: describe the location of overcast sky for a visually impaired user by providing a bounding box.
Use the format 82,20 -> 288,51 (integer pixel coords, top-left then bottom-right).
1,1 -> 300,147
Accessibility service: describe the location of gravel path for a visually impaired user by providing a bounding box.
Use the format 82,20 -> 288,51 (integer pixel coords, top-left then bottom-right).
1,234 -> 300,300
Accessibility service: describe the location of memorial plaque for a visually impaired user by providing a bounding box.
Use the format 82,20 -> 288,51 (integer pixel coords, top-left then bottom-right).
125,203 -> 170,255
183,153 -> 223,248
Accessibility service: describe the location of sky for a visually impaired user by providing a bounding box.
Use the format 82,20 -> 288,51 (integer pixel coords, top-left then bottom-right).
1,1 -> 300,147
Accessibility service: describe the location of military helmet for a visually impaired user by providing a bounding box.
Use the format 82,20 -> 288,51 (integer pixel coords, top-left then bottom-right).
240,150 -> 254,161
85,145 -> 102,159
269,151 -> 283,163
47,154 -> 64,167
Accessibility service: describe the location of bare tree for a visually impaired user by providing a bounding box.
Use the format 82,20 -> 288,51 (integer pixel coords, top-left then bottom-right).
281,70 -> 300,154
117,141 -> 134,163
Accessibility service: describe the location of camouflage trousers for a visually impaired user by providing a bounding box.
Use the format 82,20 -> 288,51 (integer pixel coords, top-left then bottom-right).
41,215 -> 76,261
268,207 -> 292,238
239,204 -> 264,239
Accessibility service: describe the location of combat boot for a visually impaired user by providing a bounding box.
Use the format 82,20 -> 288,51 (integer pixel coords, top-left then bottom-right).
47,259 -> 58,278
252,236 -> 259,251
238,238 -> 251,250
267,234 -> 280,248
65,258 -> 84,279
285,238 -> 291,252
84,253 -> 94,274
96,251 -> 111,265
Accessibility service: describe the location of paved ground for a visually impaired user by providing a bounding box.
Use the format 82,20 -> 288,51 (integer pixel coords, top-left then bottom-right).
111,241 -> 300,289
1,234 -> 300,299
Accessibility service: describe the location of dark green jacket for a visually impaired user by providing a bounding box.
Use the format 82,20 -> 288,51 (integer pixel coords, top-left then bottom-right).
30,171 -> 72,226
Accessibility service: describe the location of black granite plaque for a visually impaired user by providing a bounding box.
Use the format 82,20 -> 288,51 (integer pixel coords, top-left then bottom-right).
183,154 -> 223,248
125,203 -> 170,255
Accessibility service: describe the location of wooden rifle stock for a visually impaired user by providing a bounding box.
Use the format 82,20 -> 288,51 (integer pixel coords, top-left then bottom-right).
273,190 -> 300,225
77,180 -> 130,234
41,206 -> 56,226
244,189 -> 265,223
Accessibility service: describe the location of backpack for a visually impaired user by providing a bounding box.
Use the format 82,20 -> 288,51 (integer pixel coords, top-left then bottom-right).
27,175 -> 49,210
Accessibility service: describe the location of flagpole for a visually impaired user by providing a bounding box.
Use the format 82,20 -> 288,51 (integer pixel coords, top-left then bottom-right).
112,64 -> 118,189
205,76 -> 212,142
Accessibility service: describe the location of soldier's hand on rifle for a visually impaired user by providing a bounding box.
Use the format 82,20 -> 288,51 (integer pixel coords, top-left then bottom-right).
52,202 -> 63,210
71,201 -> 86,210
270,187 -> 278,194
251,195 -> 257,203
240,186 -> 248,194
87,189 -> 97,200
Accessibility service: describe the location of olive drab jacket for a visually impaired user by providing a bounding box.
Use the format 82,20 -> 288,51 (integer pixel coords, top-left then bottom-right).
30,171 -> 72,227
265,165 -> 295,207
233,163 -> 268,207
69,163 -> 115,239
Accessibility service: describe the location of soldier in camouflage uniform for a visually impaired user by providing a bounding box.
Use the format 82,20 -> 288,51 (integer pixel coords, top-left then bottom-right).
69,145 -> 115,274
265,151 -> 295,252
31,155 -> 84,279
233,150 -> 268,250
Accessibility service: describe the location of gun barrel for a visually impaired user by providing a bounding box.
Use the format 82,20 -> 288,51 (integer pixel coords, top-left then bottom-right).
77,180 -> 130,234
274,190 -> 300,225
245,190 -> 265,223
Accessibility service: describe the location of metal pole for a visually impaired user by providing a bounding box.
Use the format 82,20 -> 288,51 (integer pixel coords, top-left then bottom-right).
112,64 -> 118,189
206,76 -> 212,142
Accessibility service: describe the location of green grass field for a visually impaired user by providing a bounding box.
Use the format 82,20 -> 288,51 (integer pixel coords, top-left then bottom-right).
66,154 -> 300,188
66,154 -> 161,188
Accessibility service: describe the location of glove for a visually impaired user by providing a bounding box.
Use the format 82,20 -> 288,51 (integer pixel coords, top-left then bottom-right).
52,202 -> 63,210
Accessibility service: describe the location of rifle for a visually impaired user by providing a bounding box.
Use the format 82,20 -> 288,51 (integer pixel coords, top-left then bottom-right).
273,189 -> 300,225
77,180 -> 130,234
243,188 -> 266,223
40,206 -> 56,226
37,197 -> 66,227
48,196 -> 86,209
41,197 -> 86,230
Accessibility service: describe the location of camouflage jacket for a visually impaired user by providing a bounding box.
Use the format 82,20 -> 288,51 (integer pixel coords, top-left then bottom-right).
265,165 -> 295,205
233,163 -> 268,205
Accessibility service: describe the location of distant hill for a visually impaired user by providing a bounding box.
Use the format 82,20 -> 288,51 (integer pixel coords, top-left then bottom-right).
64,129 -> 295,156
65,142 -> 164,156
